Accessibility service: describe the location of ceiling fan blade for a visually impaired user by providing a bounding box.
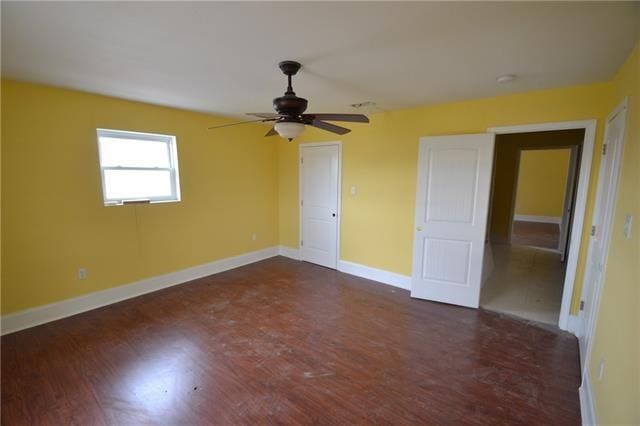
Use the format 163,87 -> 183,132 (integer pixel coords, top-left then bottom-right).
208,118 -> 274,130
265,127 -> 278,137
304,113 -> 369,123
309,120 -> 351,135
246,113 -> 280,119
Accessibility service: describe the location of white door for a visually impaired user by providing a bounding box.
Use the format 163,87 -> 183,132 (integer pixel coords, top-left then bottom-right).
559,146 -> 580,261
579,101 -> 628,358
300,143 -> 340,269
411,134 -> 495,308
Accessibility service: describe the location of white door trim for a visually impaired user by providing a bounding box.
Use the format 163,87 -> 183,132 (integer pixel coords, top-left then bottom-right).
488,119 -> 596,331
579,98 -> 628,374
298,141 -> 342,268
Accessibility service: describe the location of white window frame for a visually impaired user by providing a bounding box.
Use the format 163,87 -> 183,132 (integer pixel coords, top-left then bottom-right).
96,128 -> 181,206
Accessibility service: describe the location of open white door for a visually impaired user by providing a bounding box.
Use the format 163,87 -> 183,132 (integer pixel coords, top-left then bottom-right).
299,143 -> 340,269
558,146 -> 580,261
411,134 -> 495,308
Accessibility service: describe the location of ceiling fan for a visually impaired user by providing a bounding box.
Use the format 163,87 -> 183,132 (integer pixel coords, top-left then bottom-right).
208,61 -> 370,141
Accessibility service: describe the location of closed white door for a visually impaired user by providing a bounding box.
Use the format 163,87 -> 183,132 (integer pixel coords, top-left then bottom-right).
300,144 -> 340,269
579,102 -> 627,357
411,134 -> 495,308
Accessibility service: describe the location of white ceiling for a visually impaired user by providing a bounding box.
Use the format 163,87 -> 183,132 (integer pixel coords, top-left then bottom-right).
2,2 -> 638,117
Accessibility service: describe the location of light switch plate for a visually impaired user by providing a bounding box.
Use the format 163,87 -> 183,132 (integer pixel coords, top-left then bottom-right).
623,214 -> 633,239
597,359 -> 605,380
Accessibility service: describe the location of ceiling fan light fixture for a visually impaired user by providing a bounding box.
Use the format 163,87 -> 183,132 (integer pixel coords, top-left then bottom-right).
274,121 -> 305,141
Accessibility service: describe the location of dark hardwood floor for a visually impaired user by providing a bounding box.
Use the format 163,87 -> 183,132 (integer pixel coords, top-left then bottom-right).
512,220 -> 561,250
1,256 -> 581,425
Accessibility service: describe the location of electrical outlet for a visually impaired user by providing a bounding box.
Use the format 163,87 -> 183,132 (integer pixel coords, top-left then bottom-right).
350,186 -> 357,196
78,268 -> 87,280
251,233 -> 257,241
597,359 -> 605,380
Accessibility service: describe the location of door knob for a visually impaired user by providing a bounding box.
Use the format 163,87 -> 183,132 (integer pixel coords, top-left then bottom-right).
416,226 -> 423,231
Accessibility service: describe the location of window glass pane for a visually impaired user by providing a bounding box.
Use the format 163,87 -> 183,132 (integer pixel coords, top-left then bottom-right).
99,137 -> 170,168
104,169 -> 173,200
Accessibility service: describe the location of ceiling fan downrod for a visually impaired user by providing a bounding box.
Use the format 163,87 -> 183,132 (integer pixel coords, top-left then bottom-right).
272,62 -> 308,119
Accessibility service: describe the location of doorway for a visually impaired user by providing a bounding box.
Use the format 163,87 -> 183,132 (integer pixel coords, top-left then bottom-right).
481,126 -> 592,327
409,123 -> 595,331
299,142 -> 342,269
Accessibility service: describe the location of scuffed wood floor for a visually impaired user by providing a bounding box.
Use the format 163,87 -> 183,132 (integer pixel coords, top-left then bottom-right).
512,220 -> 561,250
1,256 -> 581,424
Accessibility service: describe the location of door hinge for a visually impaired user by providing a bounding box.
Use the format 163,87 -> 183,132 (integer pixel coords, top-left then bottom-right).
580,300 -> 585,311
301,199 -> 304,206
591,225 -> 596,236
300,240 -> 303,247
301,157 -> 304,164
602,144 -> 607,155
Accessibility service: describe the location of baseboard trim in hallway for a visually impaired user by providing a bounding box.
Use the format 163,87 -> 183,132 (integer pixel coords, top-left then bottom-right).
514,215 -> 562,224
1,246 -> 280,335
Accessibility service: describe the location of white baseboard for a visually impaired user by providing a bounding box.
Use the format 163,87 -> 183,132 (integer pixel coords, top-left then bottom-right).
579,372 -> 597,426
277,248 -> 410,291
565,314 -> 580,335
278,245 -> 301,260
514,214 -> 562,224
517,245 -> 561,254
337,260 -> 411,291
1,246 -> 279,336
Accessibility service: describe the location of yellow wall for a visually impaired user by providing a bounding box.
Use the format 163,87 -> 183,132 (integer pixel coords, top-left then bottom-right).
1,80 -> 278,314
0,81 -> 2,313
279,82 -> 612,314
587,43 -> 639,425
515,148 -> 571,218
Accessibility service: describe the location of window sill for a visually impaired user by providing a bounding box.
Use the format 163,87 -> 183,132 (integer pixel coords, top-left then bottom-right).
104,198 -> 181,207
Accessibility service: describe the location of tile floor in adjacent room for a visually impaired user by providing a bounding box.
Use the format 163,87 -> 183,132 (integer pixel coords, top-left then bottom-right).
481,244 -> 566,326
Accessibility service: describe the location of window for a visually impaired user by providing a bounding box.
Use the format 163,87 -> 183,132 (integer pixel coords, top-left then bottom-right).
96,129 -> 181,206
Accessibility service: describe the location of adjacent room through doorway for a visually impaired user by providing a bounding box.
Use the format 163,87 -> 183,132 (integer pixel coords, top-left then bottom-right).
511,147 -> 577,253
481,129 -> 584,326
